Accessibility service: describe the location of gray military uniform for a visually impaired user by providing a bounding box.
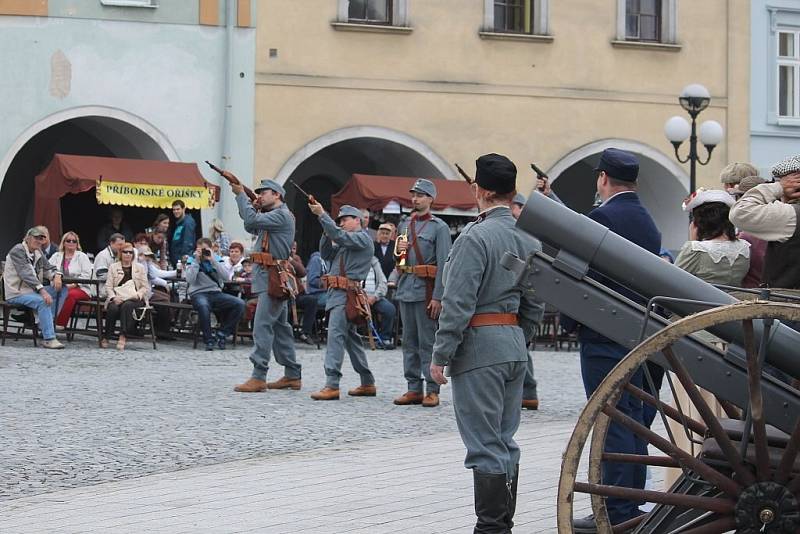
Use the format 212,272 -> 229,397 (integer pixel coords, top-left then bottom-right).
319,213 -> 375,389
236,192 -> 301,381
433,206 -> 543,476
394,213 -> 452,395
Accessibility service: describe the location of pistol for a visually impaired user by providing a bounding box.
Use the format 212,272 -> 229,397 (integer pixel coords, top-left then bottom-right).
454,163 -> 474,184
530,163 -> 549,192
288,179 -> 317,205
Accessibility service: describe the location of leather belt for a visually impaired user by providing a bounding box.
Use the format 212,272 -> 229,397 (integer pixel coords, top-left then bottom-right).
468,313 -> 519,328
397,264 -> 437,278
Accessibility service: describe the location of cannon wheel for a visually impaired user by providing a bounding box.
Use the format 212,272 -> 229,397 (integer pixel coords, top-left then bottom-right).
557,301 -> 800,533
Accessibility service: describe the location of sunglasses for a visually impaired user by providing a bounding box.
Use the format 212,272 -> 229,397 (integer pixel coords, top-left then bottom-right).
120,250 -> 134,255
64,239 -> 78,244
33,235 -> 47,240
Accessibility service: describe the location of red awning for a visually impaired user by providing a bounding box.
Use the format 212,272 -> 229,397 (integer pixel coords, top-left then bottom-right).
34,154 -> 216,239
331,174 -> 477,217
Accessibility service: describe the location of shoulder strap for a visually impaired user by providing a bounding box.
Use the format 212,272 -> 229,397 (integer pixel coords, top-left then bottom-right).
410,218 -> 424,265
339,254 -> 345,277
261,230 -> 270,253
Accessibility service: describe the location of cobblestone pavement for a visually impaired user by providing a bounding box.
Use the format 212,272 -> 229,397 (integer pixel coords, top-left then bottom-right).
0,337 -> 587,503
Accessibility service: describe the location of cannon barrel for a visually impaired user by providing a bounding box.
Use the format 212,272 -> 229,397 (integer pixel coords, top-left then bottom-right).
517,192 -> 800,380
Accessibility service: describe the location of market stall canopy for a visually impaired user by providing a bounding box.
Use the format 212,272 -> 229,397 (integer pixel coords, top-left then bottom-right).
34,154 -> 217,238
331,174 -> 477,217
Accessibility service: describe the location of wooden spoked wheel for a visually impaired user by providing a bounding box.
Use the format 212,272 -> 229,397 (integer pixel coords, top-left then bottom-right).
557,302 -> 800,533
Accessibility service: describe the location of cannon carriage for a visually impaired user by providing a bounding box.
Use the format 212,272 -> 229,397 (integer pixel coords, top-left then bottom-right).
507,193 -> 800,533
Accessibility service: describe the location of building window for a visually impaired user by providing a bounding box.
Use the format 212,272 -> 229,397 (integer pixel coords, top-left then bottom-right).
483,0 -> 549,36
616,0 -> 676,44
778,30 -> 800,118
625,0 -> 661,41
494,1 -> 533,34
348,0 -> 392,24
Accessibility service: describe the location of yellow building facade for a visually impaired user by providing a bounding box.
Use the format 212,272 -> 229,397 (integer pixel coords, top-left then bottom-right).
254,0 -> 750,249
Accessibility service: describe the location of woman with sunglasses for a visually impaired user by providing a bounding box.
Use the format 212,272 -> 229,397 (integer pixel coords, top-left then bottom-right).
102,242 -> 149,350
48,231 -> 94,329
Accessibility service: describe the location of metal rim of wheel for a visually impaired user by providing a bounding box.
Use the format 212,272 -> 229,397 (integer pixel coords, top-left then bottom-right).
557,301 -> 800,534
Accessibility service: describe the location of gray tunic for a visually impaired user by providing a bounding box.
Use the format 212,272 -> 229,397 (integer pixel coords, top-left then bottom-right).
433,207 -> 544,376
236,192 -> 294,295
318,213 -> 373,311
394,214 -> 452,302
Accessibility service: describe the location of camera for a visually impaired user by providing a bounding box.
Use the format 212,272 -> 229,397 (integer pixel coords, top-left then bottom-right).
202,249 -> 212,257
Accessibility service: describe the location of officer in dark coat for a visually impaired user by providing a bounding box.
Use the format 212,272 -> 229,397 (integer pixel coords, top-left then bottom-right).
572,148 -> 661,533
431,154 -> 543,533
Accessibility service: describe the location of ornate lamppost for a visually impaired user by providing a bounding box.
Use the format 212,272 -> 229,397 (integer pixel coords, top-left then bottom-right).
663,83 -> 724,193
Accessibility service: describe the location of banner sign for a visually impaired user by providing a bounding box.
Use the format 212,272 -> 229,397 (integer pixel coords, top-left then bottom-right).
96,180 -> 215,209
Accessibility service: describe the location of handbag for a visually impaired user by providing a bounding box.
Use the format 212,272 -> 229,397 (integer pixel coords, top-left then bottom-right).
114,279 -> 139,301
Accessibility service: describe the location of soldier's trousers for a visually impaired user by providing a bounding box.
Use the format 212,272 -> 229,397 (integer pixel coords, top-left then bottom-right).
398,301 -> 439,394
523,352 -> 538,400
452,361 -> 525,477
250,292 -> 301,381
323,305 -> 374,389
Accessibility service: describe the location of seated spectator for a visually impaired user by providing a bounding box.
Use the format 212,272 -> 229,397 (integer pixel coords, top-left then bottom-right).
49,231 -> 93,329
133,233 -> 150,252
94,233 -> 127,298
209,218 -> 231,256
185,237 -> 245,351
3,227 -> 68,349
294,250 -> 326,345
149,213 -> 170,235
96,207 -> 133,252
365,255 -> 396,349
374,223 -> 395,280
35,226 -> 59,260
138,247 -> 178,339
677,189 -> 750,285
289,241 -> 307,279
148,230 -> 169,269
102,242 -> 149,351
222,241 -> 246,280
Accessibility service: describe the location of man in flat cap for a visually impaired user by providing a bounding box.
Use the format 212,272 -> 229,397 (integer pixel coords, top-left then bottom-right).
227,174 -> 302,393
393,178 -> 453,407
307,203 -> 377,400
730,154 -> 800,290
570,148 -> 661,532
431,153 -> 543,532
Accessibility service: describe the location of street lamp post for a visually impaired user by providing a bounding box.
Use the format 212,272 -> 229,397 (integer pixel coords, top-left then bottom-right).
663,84 -> 724,193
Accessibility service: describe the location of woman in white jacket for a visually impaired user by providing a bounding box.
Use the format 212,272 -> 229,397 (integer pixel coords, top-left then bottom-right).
49,231 -> 94,328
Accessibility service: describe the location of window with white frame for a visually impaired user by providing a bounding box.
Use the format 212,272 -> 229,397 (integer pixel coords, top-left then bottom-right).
778,30 -> 800,118
337,0 -> 409,27
616,0 -> 676,44
483,0 -> 549,36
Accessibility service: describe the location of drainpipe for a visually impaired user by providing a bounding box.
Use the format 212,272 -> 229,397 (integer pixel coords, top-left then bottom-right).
218,0 -> 235,230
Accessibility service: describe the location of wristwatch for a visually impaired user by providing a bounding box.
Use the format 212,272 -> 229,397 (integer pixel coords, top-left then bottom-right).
35,284 -> 44,292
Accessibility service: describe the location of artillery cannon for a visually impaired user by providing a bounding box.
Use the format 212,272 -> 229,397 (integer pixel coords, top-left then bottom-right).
507,192 -> 800,533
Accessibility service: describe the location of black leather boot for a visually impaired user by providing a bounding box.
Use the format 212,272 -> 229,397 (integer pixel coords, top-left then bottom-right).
473,470 -> 511,534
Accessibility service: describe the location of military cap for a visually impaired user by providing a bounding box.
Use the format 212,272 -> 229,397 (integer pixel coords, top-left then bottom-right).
409,178 -> 437,198
512,193 -> 527,206
595,148 -> 639,182
771,155 -> 800,179
475,153 -> 517,194
254,178 -> 286,197
336,205 -> 362,221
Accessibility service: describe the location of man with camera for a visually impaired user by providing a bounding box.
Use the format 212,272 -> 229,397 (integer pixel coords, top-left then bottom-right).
185,237 -> 244,351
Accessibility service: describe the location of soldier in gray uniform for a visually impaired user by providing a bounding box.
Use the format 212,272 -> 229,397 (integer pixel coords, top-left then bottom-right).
227,176 -> 302,393
394,178 -> 452,408
431,154 -> 543,533
307,203 -> 376,401
511,193 -> 539,411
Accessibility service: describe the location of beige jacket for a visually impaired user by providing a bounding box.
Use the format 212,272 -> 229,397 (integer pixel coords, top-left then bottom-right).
729,182 -> 797,242
104,261 -> 149,304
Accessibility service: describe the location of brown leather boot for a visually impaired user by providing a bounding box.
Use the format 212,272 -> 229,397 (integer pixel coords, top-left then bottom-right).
348,384 -> 377,397
422,392 -> 440,407
234,378 -> 268,393
522,399 -> 539,410
267,376 -> 302,390
310,387 -> 340,400
393,391 -> 424,405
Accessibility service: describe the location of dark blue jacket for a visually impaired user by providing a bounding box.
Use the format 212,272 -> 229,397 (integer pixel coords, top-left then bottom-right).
169,213 -> 197,264
577,191 -> 661,344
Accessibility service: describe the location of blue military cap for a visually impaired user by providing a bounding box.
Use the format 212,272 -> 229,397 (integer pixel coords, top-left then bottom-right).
512,193 -> 526,206
409,178 -> 437,198
594,148 -> 639,182
254,178 -> 286,197
336,204 -> 362,221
